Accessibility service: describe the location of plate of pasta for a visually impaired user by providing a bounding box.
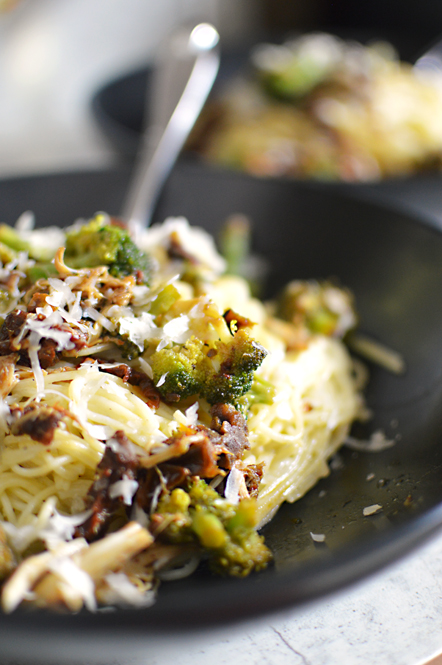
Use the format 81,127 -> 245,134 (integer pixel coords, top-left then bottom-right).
1,164 -> 442,663
93,32 -> 442,182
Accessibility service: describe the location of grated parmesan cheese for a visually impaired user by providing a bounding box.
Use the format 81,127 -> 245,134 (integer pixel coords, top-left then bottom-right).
118,312 -> 157,351
48,556 -> 96,612
101,573 -> 155,608
310,532 -> 326,542
184,402 -> 199,426
156,373 -> 167,387
161,315 -> 191,345
363,504 -> 382,516
83,306 -> 115,332
108,477 -> 139,506
140,217 -> 226,276
224,466 -> 247,505
345,430 -> 395,452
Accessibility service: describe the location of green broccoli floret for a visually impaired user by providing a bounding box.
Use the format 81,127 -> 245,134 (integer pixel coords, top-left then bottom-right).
0,240 -> 17,265
149,328 -> 267,404
0,224 -> 55,262
64,214 -> 152,284
255,44 -> 333,101
0,234 -> 57,286
0,225 -> 31,255
277,280 -> 357,338
219,215 -> 251,279
218,215 -> 268,297
154,480 -> 272,577
236,375 -> 276,414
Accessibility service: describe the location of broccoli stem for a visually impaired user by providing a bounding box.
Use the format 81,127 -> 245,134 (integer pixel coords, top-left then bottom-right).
153,480 -> 272,577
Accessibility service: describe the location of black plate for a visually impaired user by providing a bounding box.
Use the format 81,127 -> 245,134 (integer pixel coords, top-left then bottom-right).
91,28 -> 425,161
2,164 -> 442,662
91,57 -> 442,225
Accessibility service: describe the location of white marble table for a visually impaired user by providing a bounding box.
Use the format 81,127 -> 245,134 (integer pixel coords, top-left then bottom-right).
121,531 -> 442,665
1,3 -> 442,664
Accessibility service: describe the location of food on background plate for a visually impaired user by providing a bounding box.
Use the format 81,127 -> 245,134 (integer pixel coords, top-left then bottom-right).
0,213 -> 364,612
188,32 -> 442,182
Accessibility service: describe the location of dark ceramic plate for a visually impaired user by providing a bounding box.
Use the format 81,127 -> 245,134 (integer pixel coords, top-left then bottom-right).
91,55 -> 442,224
2,164 -> 442,663
90,27 -> 426,161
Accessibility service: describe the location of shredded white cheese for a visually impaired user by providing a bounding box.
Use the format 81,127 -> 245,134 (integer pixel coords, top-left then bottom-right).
363,504 -> 382,516
156,373 -> 167,387
140,217 -> 226,276
137,356 -> 153,379
310,532 -> 326,542
108,477 -> 139,506
101,573 -> 155,608
118,312 -> 157,351
345,430 -> 395,452
184,402 -> 199,426
48,556 -> 96,612
83,306 -> 115,332
156,314 -> 191,351
224,466 -> 244,505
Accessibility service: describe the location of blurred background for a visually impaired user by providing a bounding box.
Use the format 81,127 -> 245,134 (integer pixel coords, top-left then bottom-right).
263,0 -> 442,58
0,0 -> 441,177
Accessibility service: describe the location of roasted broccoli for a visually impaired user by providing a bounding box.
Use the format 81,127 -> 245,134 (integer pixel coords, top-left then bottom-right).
0,226 -> 58,283
218,214 -> 268,296
64,215 -> 152,283
0,224 -> 55,262
0,225 -> 31,256
219,214 -> 252,278
153,479 -> 271,577
149,328 -> 267,404
277,280 -> 357,338
0,241 -> 17,266
0,234 -> 57,290
254,40 -> 334,101
236,375 -> 276,414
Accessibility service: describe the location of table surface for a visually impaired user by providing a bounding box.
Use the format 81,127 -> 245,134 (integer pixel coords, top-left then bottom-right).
1,3 -> 442,664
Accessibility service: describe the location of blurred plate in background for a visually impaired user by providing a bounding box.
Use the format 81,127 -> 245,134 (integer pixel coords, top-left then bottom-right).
91,38 -> 442,225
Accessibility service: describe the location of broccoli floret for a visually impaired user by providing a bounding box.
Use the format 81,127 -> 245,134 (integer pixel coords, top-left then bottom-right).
218,215 -> 268,297
219,215 -> 251,278
149,284 -> 181,317
64,214 -> 152,284
0,224 -> 56,262
277,280 -> 357,338
0,236 -> 57,288
0,240 -> 17,265
149,328 -> 267,404
154,480 -> 272,577
236,375 -> 276,414
0,225 -> 31,255
26,262 -> 58,282
255,43 -> 333,101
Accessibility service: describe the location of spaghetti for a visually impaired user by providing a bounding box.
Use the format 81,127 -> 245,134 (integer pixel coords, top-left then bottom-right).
0,214 -> 363,611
